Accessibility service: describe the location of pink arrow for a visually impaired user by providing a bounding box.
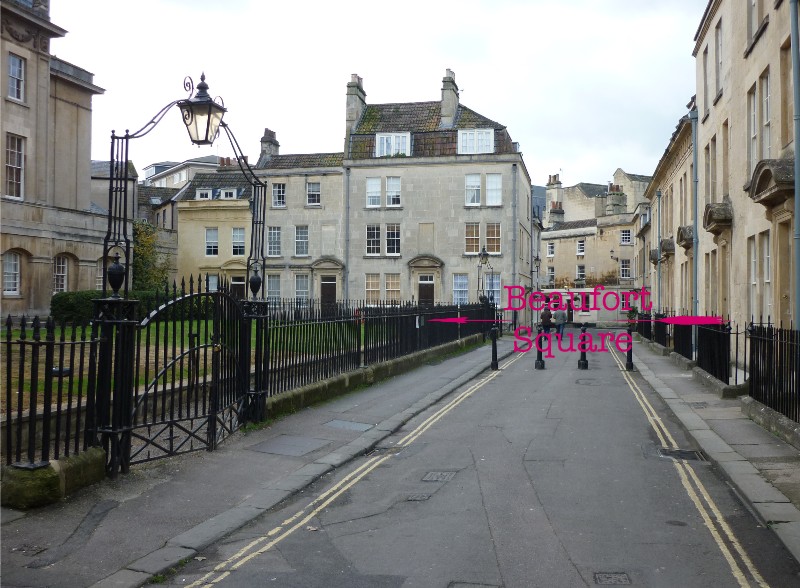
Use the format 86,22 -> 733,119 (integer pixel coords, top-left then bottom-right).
612,316 -> 725,326
428,317 -> 512,324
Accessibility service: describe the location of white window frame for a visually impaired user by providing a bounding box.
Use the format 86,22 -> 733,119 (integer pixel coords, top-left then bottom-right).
272,183 -> 286,207
457,129 -> 494,154
205,227 -> 219,256
748,85 -> 758,176
453,273 -> 468,305
267,226 -> 281,257
232,227 -> 245,256
366,177 -> 381,207
620,259 -> 631,279
546,266 -> 555,285
221,188 -> 236,199
620,230 -> 632,245
486,273 -> 501,306
295,274 -> 310,304
465,222 -> 480,254
5,133 -> 24,199
576,239 -> 585,256
715,20 -> 723,95
375,133 -> 410,157
366,225 -> 381,256
96,259 -> 104,290
386,176 -> 401,207
3,251 -> 20,295
385,273 -> 400,302
547,242 -> 555,257
53,256 -> 68,294
207,274 -> 219,292
365,273 -> 380,304
196,189 -> 211,200
465,174 -> 480,206
386,223 -> 400,256
8,53 -> 24,102
486,174 -> 502,206
306,182 -> 321,206
761,231 -> 772,319
267,274 -> 281,303
486,223 -> 501,254
576,265 -> 586,280
295,225 -> 309,256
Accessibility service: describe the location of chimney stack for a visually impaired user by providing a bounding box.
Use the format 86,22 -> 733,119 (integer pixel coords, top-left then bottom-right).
260,128 -> 280,162
345,74 -> 366,154
440,69 -> 459,129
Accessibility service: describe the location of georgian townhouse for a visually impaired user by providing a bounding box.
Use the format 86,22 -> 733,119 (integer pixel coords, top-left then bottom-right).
541,170 -> 646,300
692,0 -> 796,325
2,0 -> 105,316
342,70 -> 535,325
176,171 -> 255,298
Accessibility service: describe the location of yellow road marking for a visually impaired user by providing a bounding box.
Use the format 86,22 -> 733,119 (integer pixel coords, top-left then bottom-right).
187,353 -> 519,586
607,343 -> 768,587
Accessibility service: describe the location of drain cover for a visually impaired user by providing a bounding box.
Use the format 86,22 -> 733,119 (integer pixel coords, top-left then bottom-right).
422,471 -> 457,482
594,572 -> 631,585
407,494 -> 431,501
658,447 -> 705,461
688,401 -> 709,409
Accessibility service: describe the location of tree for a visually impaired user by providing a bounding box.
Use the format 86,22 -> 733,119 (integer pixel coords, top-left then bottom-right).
131,220 -> 169,291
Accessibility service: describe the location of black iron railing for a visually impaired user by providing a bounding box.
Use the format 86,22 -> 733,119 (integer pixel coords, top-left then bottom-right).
696,322 -> 732,384
3,316 -> 100,467
748,324 -> 800,422
653,312 -> 671,348
637,313 -> 652,340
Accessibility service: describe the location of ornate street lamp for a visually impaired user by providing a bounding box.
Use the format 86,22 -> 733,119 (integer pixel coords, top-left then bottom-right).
477,246 -> 490,302
103,74 -> 226,298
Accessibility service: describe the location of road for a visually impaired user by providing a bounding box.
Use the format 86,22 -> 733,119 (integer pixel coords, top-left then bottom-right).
163,337 -> 800,587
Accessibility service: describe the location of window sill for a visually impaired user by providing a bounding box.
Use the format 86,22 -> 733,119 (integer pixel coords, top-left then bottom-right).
701,110 -> 709,124
2,195 -> 24,202
363,255 -> 402,259
743,15 -> 769,58
305,204 -> 322,209
713,89 -> 723,106
4,97 -> 28,108
271,205 -> 287,210
292,255 -> 310,259
2,293 -> 22,298
464,204 -> 481,209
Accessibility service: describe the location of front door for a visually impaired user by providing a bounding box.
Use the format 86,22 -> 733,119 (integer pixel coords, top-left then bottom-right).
321,276 -> 336,307
418,275 -> 434,306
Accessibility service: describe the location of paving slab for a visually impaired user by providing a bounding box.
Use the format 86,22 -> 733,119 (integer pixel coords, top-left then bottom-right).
127,546 -> 196,574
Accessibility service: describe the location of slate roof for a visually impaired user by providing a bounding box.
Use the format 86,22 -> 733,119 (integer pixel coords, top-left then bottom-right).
178,172 -> 254,201
622,172 -> 653,183
138,185 -> 180,208
353,102 -> 505,134
258,153 -> 344,170
90,160 -> 138,178
543,218 -> 598,232
575,183 -> 607,197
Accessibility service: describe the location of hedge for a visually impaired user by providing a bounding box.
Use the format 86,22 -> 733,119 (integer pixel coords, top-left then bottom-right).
50,290 -> 166,323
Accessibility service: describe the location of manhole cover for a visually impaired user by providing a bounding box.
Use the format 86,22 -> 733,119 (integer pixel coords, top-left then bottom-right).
658,447 -> 705,461
325,419 -> 373,432
688,401 -> 709,409
407,494 -> 431,501
594,572 -> 631,585
422,471 -> 457,482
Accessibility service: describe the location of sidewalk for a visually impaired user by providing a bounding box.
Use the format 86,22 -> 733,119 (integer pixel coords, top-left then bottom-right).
1,338 -> 517,588
631,339 -> 800,564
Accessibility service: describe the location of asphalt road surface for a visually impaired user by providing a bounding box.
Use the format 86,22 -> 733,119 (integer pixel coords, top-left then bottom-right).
163,341 -> 800,587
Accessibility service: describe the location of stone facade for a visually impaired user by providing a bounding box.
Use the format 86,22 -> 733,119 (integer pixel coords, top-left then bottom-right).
541,170 -> 646,299
645,0 -> 797,325
180,72 -> 537,326
1,1 -> 104,316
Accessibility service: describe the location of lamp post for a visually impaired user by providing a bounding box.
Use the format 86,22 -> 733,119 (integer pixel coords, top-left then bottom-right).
102,74 -> 226,298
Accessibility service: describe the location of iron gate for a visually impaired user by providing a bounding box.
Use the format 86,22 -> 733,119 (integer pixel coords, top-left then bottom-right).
91,281 -> 251,475
127,288 -> 249,465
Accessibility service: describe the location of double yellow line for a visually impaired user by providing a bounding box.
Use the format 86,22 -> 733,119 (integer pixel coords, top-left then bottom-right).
187,354 -> 522,587
607,344 -> 768,588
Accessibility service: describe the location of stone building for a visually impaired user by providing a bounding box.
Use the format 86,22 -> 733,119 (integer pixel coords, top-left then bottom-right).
173,71 -> 538,326
541,170 -> 647,296
645,0 -> 797,325
2,0 -> 105,316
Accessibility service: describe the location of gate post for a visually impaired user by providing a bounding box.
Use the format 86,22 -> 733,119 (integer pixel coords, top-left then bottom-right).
93,296 -> 138,478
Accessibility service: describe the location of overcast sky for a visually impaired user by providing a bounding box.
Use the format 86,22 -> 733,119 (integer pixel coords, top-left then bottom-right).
50,0 -> 704,187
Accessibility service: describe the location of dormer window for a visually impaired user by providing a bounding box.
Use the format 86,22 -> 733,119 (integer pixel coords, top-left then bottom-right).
221,189 -> 236,199
376,133 -> 410,157
196,189 -> 211,200
458,129 -> 494,154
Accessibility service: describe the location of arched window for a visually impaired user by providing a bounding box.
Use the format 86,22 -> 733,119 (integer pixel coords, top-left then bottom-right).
53,255 -> 69,293
3,252 -> 20,295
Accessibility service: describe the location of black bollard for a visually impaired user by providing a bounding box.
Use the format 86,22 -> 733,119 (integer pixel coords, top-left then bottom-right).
626,324 -> 634,371
534,326 -> 545,370
490,326 -> 499,370
577,323 -> 588,369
